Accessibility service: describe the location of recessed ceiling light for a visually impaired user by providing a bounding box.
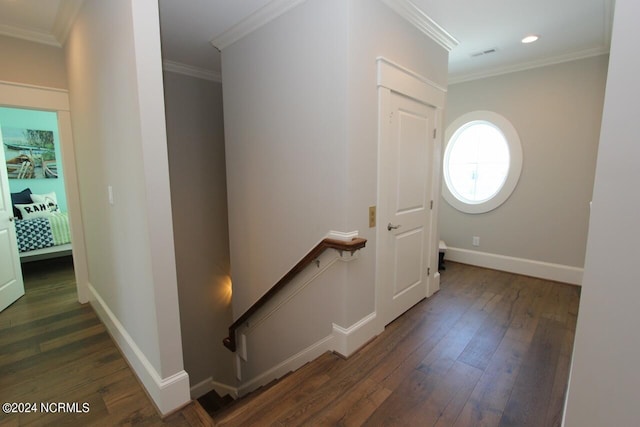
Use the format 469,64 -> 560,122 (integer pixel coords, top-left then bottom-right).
521,35 -> 540,44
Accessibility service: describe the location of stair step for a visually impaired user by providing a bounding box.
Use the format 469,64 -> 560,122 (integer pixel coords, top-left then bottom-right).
180,401 -> 216,427
198,390 -> 236,416
208,378 -> 282,423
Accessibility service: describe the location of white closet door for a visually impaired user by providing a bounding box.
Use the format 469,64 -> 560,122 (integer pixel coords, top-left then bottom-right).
378,91 -> 435,326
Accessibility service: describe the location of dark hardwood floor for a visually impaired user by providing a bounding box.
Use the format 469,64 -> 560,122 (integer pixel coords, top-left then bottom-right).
0,257 -> 212,426
211,262 -> 580,427
1,257 -> 579,426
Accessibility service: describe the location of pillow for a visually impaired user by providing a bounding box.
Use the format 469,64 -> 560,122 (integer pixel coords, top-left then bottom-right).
14,202 -> 53,219
10,188 -> 32,219
30,192 -> 59,213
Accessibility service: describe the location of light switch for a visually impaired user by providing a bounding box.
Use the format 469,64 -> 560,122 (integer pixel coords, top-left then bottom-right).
369,206 -> 376,228
108,186 -> 114,205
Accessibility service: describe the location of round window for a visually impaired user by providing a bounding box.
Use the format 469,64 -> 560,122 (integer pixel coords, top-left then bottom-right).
442,111 -> 522,214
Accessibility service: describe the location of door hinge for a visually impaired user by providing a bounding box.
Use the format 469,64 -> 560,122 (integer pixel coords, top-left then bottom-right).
428,267 -> 431,276
433,128 -> 437,139
430,200 -> 433,210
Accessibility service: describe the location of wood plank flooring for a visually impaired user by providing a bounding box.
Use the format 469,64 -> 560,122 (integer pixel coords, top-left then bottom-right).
1,257 -> 580,426
0,257 -> 212,426
211,262 -> 580,427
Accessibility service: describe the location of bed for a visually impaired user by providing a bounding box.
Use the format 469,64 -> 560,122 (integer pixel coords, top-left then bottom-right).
15,212 -> 72,261
11,188 -> 73,262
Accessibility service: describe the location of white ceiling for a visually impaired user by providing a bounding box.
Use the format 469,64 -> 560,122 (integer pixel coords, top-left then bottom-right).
157,0 -> 272,74
415,0 -> 614,82
0,0 -> 614,84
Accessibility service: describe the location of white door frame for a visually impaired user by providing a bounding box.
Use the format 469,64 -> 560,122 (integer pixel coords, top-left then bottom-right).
375,58 -> 446,328
0,80 -> 89,303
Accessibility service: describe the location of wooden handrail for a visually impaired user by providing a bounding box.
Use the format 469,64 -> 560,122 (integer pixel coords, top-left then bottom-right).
223,237 -> 367,352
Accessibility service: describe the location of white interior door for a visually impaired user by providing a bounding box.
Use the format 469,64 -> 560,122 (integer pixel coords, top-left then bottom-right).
378,91 -> 435,326
0,127 -> 25,312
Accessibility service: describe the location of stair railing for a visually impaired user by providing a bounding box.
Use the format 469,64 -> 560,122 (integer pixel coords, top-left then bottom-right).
223,237 -> 367,352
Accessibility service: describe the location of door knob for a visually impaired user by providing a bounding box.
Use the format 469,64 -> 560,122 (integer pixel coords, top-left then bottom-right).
8,216 -> 15,222
387,223 -> 401,231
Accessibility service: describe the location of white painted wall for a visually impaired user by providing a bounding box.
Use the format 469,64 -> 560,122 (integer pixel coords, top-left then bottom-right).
65,0 -> 189,414
440,55 -> 608,274
563,0 -> 640,424
163,71 -> 235,395
221,0 -> 448,388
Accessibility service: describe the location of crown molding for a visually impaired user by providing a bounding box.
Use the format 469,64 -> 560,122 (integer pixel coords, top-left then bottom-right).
0,0 -> 83,48
210,0 -> 458,53
377,56 -> 447,93
0,23 -> 60,47
52,0 -> 84,46
162,60 -> 222,83
448,47 -> 610,85
0,79 -> 68,94
379,0 -> 458,52
210,0 -> 308,51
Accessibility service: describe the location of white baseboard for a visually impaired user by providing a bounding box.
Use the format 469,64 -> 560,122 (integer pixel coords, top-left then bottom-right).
445,247 -> 583,285
189,377 -> 213,399
88,283 -> 191,415
238,335 -> 335,396
190,377 -> 239,399
211,380 -> 239,399
332,312 -> 382,357
238,310 -> 381,395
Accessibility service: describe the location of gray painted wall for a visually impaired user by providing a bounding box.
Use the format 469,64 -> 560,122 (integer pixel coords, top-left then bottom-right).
440,55 -> 608,268
163,71 -> 235,391
221,0 -> 448,384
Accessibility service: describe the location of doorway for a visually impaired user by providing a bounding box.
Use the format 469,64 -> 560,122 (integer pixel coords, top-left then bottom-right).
378,92 -> 436,325
0,107 -> 75,312
375,58 -> 446,328
0,80 -> 89,306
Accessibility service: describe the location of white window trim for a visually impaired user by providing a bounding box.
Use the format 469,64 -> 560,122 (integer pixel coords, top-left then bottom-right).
442,110 -> 523,214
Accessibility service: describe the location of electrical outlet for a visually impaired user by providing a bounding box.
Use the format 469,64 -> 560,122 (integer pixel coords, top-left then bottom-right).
472,236 -> 480,247
369,206 -> 376,228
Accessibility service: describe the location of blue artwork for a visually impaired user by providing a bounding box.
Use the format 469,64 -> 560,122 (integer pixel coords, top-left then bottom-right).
3,127 -> 58,179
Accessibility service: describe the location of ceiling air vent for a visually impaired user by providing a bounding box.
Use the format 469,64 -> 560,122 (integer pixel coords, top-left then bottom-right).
470,48 -> 498,58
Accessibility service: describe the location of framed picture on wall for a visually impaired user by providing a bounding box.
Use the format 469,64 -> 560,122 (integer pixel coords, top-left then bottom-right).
2,127 -> 57,179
